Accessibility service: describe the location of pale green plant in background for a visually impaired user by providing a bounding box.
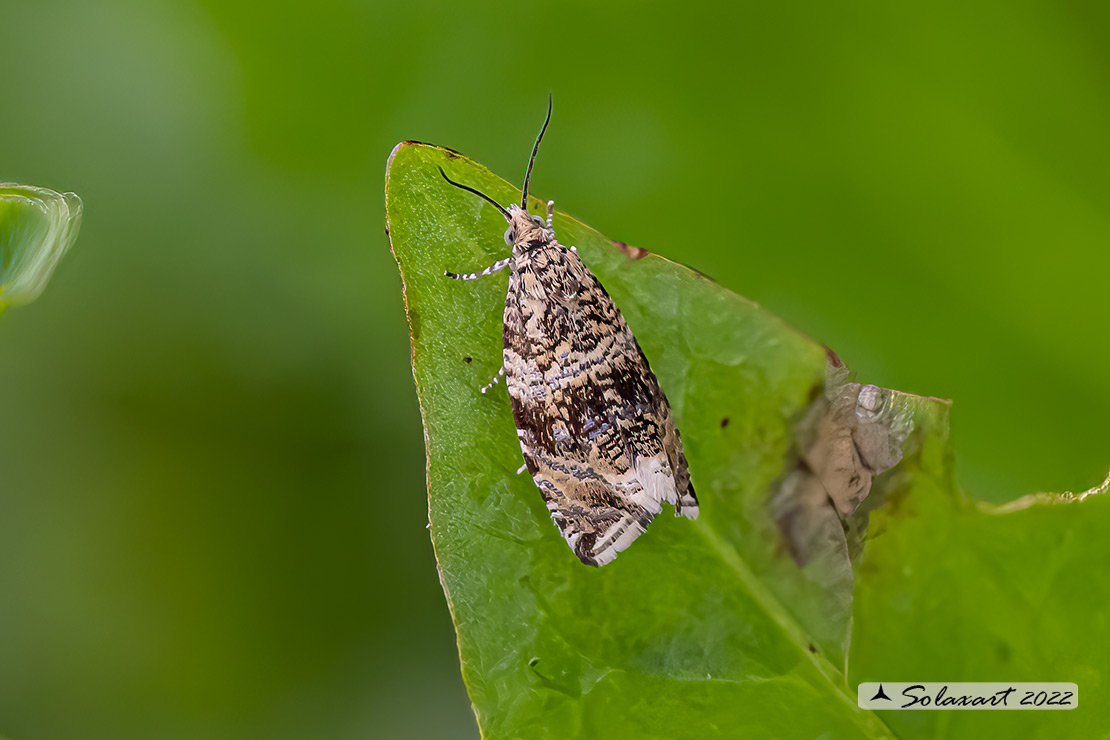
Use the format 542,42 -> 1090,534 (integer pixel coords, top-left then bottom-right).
0,183 -> 81,313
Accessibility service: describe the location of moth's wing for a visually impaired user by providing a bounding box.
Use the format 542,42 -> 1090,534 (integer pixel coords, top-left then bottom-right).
504,246 -> 697,566
527,424 -> 657,567
620,334 -> 700,519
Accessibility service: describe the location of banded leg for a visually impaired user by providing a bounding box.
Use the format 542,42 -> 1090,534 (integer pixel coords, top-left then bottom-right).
444,257 -> 512,281
481,365 -> 506,394
547,200 -> 575,251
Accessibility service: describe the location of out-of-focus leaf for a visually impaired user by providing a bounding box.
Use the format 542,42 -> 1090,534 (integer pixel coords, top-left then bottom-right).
0,183 -> 82,312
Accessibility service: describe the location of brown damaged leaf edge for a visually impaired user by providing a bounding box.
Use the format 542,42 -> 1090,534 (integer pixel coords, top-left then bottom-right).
611,240 -> 651,260
609,239 -> 714,286
384,141 -> 467,654
399,139 -> 464,158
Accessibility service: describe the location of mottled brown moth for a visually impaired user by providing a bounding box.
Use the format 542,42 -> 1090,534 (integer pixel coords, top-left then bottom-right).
440,99 -> 698,566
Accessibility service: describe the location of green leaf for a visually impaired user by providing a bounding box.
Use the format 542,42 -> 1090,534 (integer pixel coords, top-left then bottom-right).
850,413 -> 1109,737
0,183 -> 82,313
387,141 -> 886,738
386,141 -> 1105,738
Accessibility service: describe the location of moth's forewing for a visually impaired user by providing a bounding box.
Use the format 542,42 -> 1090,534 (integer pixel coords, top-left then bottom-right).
501,233 -> 697,566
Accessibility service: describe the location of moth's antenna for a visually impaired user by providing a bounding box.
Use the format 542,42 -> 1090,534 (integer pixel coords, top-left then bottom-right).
439,167 -> 511,222
521,94 -> 553,210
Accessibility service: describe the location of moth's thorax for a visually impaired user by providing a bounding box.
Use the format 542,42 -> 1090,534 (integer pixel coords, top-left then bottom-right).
506,204 -> 555,254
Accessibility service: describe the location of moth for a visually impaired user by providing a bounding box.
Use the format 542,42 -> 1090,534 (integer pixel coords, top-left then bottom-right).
440,99 -> 698,566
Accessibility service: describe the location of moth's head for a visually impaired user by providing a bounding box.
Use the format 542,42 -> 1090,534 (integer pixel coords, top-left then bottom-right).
438,95 -> 556,251
504,204 -> 551,249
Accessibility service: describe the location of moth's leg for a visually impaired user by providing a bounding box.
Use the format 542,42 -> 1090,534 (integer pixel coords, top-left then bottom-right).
548,201 -> 577,252
444,256 -> 512,281
516,463 -> 528,475
480,365 -> 506,394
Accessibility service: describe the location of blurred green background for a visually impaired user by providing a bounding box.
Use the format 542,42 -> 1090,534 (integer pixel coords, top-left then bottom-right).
1,1 -> 1106,738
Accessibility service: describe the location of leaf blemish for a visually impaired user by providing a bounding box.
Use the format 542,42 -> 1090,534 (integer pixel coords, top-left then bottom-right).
612,240 -> 651,261
720,417 -> 730,428
806,382 -> 823,404
771,366 -> 914,570
463,356 -> 472,364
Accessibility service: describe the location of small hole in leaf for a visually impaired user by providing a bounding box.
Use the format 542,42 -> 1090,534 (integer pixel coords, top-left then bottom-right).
463,356 -> 472,364
720,417 -> 729,428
